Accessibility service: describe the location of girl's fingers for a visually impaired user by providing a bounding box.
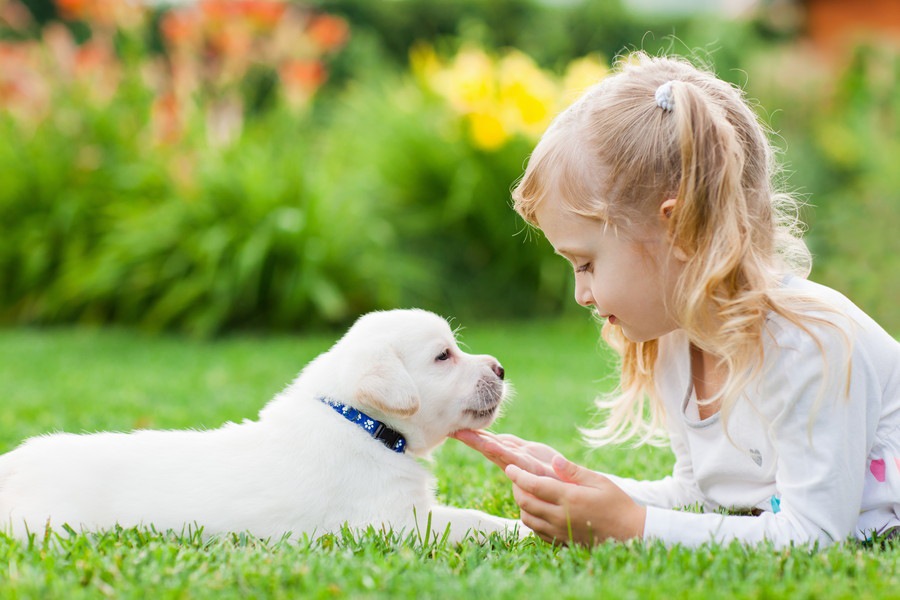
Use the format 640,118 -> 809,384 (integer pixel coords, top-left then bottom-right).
507,465 -> 566,506
453,430 -> 537,473
519,509 -> 564,545
512,483 -> 560,526
486,444 -> 551,477
454,430 -> 561,478
509,452 -> 557,479
489,435 -> 566,470
493,433 -> 529,446
453,430 -> 513,462
452,429 -> 497,449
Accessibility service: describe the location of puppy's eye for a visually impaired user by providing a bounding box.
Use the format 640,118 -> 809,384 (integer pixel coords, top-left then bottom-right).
435,349 -> 451,362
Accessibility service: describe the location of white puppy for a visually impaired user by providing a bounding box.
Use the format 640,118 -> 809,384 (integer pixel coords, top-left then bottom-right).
0,309 -> 526,543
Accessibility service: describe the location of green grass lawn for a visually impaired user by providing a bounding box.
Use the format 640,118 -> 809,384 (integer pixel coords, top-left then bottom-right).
1,319 -> 899,599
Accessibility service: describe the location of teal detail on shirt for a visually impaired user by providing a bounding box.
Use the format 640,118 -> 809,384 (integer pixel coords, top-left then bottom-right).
770,495 -> 781,514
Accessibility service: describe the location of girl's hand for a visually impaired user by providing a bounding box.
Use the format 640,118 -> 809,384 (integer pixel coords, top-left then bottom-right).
507,455 -> 646,545
453,429 -> 646,544
452,429 -> 564,479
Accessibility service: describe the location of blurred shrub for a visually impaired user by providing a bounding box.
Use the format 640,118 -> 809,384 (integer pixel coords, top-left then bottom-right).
6,1 -> 895,334
799,46 -> 900,333
746,44 -> 900,333
309,0 -> 684,70
317,45 -> 610,320
0,1 -> 610,334
0,0 -> 385,335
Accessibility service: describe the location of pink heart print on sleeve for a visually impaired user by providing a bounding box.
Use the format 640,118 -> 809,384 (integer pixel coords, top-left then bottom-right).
870,458 -> 886,482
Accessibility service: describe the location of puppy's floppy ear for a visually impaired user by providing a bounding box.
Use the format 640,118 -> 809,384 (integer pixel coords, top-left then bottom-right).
354,348 -> 420,417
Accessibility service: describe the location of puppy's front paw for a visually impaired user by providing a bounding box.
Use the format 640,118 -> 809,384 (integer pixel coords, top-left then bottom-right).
505,518 -> 533,541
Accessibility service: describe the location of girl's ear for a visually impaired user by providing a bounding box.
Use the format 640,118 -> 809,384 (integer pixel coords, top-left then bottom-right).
659,198 -> 689,262
659,198 -> 677,221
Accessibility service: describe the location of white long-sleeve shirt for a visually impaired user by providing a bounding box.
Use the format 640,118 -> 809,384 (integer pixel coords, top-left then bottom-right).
605,276 -> 900,548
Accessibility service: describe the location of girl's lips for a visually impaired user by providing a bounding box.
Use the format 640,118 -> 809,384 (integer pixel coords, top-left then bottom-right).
608,315 -> 617,325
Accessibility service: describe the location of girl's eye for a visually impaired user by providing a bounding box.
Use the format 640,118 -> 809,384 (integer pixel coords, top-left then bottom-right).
435,349 -> 451,362
575,262 -> 592,274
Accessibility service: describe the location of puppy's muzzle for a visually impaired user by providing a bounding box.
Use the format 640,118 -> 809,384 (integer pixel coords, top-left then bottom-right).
465,361 -> 506,420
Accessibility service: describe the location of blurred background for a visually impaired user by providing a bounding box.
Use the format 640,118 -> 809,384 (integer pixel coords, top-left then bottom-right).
1,0 -> 898,337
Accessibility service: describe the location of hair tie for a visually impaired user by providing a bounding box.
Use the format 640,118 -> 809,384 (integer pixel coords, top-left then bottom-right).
655,81 -> 675,112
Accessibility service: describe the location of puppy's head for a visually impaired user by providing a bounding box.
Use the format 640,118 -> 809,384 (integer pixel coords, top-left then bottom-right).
331,309 -> 508,456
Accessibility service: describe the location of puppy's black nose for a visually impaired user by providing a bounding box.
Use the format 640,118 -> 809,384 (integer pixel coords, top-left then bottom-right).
492,362 -> 505,380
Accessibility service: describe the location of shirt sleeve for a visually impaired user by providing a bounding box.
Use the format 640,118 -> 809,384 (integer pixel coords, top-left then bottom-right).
642,322 -> 877,548
603,421 -> 705,509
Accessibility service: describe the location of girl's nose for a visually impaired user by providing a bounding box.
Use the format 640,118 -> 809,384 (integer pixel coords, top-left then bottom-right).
574,280 -> 594,307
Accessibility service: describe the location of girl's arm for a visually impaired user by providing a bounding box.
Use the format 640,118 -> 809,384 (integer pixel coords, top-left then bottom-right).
453,429 -> 702,509
598,423 -> 703,510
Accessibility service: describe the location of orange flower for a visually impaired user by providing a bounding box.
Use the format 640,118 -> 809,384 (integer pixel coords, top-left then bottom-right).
199,0 -> 230,23
208,22 -> 252,58
54,0 -> 144,29
73,39 -> 109,74
280,59 -> 327,91
0,0 -> 35,32
0,40 -> 31,68
306,14 -> 349,52
151,90 -> 182,145
243,1 -> 287,30
200,0 -> 286,30
160,9 -> 202,47
55,0 -> 92,21
279,58 -> 327,109
0,40 -> 50,123
0,42 -> 29,103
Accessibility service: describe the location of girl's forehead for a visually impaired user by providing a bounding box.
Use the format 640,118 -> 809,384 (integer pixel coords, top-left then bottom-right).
534,200 -> 607,240
533,191 -> 608,228
536,196 -> 666,249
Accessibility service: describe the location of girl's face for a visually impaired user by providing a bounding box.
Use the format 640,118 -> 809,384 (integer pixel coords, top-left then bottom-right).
533,200 -> 684,343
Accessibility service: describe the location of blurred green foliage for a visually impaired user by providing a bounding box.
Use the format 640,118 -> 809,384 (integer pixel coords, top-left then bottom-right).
312,0 -> 675,69
0,1 -> 574,334
804,47 -> 900,334
1,0 -> 898,334
748,44 -> 900,333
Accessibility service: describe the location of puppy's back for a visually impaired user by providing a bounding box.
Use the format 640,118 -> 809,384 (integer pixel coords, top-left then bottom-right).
0,428 -> 247,537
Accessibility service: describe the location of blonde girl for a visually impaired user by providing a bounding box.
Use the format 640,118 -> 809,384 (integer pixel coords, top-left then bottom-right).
454,52 -> 900,548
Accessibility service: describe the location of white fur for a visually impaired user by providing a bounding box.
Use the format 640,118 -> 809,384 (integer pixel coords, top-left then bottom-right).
0,309 -> 526,543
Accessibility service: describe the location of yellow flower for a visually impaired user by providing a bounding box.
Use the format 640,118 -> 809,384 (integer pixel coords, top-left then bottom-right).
413,44 -> 609,151
562,55 -> 607,102
433,46 -> 495,113
468,111 -> 508,150
497,50 -> 558,136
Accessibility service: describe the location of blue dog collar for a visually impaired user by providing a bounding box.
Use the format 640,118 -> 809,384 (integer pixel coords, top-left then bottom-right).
319,397 -> 407,454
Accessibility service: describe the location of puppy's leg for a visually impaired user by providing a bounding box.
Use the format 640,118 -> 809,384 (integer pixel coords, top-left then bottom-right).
419,506 -> 531,544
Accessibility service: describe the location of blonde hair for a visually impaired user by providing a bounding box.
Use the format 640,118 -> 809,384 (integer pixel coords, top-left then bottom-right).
512,52 -> 843,446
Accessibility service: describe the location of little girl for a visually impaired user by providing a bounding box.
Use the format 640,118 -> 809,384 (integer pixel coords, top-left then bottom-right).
455,52 -> 900,548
